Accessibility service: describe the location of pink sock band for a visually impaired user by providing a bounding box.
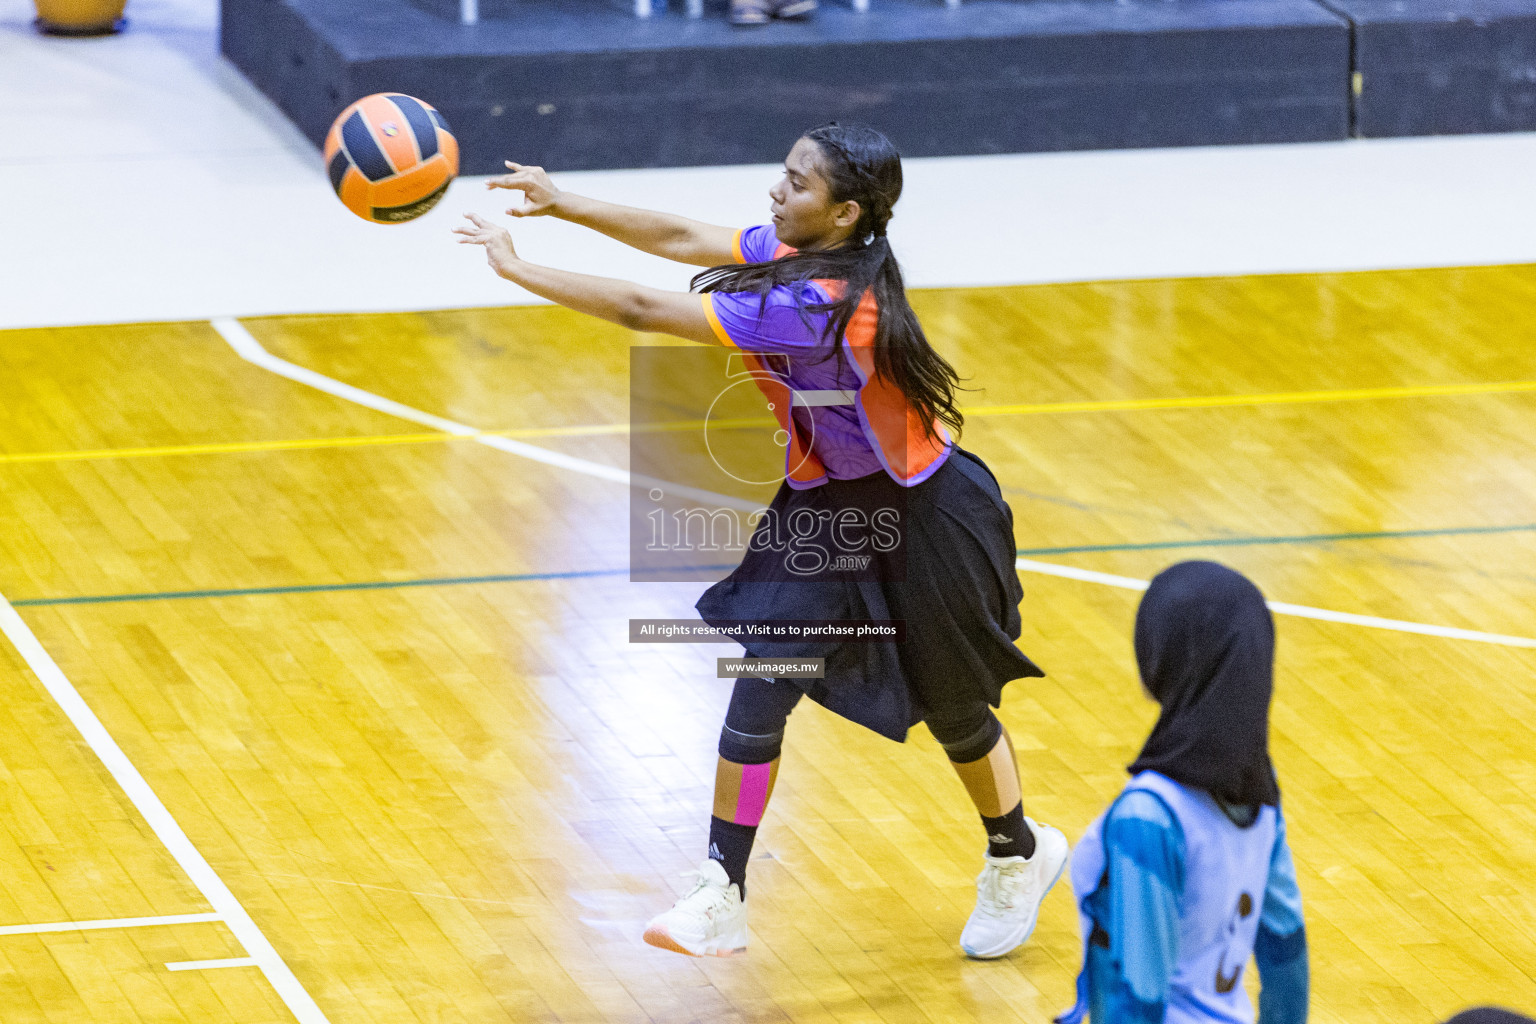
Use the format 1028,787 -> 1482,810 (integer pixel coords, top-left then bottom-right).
732,762 -> 773,826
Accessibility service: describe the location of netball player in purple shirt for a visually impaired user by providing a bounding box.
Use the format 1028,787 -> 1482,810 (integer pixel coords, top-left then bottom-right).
456,123 -> 1068,961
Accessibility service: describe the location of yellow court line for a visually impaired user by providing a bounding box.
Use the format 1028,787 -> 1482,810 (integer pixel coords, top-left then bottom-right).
0,432 -> 456,464
965,378 -> 1536,417
3,378 -> 1533,467
0,420 -> 767,465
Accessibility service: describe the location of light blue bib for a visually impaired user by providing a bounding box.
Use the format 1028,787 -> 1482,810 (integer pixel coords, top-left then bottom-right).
1060,771 -> 1278,1024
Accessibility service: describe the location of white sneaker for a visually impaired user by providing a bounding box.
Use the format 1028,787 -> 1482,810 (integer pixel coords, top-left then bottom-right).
643,858 -> 749,957
960,818 -> 1070,959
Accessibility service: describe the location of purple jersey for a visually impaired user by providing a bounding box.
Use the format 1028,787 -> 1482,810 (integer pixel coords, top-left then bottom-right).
701,224 -> 885,481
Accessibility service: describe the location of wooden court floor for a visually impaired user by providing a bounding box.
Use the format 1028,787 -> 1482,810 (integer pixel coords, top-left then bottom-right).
1,264 -> 1535,1023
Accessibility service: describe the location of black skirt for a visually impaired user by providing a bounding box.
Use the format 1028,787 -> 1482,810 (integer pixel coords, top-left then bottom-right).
695,447 -> 1043,741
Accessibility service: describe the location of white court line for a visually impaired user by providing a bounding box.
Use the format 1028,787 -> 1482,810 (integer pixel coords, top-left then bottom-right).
0,912 -> 222,936
211,317 -> 758,513
166,957 -> 259,972
1013,559 -> 1152,593
217,317 -> 1535,649
0,597 -> 331,1024
1015,557 -> 1536,649
1264,600 -> 1536,648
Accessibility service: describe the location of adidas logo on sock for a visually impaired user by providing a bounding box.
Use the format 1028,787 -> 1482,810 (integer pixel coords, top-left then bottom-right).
988,833 -> 1012,844
708,842 -> 723,862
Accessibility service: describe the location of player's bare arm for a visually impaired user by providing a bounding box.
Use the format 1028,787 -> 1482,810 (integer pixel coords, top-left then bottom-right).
486,162 -> 738,266
454,212 -> 719,344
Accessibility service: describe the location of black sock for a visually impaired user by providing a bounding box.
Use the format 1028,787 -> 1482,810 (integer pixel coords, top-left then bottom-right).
708,816 -> 756,898
982,802 -> 1035,860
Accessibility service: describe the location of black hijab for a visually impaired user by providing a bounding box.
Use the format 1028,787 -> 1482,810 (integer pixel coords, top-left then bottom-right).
1128,560 -> 1281,810
1443,1011 -> 1536,1024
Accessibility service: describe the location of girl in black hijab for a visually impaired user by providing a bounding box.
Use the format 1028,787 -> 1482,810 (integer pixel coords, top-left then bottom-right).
1130,559 -> 1280,811
1058,561 -> 1309,1024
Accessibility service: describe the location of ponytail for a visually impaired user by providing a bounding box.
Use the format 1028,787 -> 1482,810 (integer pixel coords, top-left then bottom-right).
690,124 -> 964,441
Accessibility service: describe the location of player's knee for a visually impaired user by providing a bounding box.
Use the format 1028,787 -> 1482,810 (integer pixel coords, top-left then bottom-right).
718,721 -> 785,764
929,705 -> 1001,764
720,677 -> 797,763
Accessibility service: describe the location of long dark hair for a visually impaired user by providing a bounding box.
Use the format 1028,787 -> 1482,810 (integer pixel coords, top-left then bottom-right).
690,123 -> 963,440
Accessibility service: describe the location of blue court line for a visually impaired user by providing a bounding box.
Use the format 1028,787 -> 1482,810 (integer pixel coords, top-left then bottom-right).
1015,522 -> 1536,556
7,568 -> 631,608
8,523 -> 1532,609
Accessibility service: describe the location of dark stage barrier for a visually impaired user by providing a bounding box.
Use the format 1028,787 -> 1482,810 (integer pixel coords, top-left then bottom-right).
220,0 -> 1536,172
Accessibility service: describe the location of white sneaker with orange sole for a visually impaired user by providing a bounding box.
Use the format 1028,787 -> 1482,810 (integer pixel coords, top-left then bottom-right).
643,859 -> 748,957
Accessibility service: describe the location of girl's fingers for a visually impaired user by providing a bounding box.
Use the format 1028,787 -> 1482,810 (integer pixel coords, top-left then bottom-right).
505,160 -> 523,171
454,212 -> 514,247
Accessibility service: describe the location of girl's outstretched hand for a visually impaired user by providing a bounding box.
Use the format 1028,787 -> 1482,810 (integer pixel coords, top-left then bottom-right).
485,161 -> 561,218
454,212 -> 519,277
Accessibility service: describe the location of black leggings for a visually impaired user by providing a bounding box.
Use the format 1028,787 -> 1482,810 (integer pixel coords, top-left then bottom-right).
719,677 -> 1001,765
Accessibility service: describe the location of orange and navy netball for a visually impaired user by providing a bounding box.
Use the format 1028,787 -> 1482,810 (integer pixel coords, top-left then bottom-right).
324,93 -> 458,223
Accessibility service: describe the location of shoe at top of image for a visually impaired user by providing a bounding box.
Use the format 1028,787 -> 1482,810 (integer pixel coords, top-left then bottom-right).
730,0 -> 817,25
